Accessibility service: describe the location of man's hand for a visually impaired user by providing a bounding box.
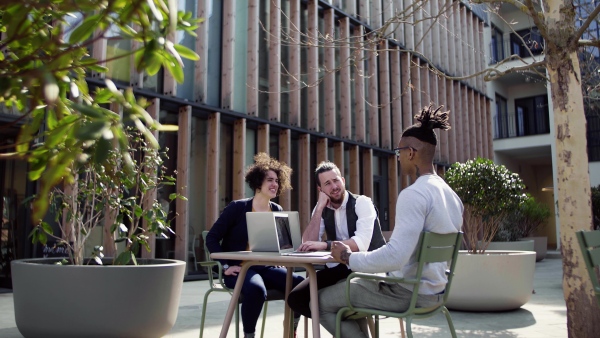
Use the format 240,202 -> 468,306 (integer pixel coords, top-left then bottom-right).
316,190 -> 330,210
224,265 -> 241,276
331,241 -> 351,265
297,241 -> 327,252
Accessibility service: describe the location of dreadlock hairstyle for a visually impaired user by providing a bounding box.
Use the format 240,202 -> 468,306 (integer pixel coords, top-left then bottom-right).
401,103 -> 451,145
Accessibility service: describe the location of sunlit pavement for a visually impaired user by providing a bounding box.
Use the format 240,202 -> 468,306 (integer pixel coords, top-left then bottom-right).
0,253 -> 567,338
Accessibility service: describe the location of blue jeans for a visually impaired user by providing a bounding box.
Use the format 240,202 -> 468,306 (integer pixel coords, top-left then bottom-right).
224,265 -> 304,334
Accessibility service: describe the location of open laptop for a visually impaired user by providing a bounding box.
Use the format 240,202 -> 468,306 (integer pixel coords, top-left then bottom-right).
246,212 -> 331,257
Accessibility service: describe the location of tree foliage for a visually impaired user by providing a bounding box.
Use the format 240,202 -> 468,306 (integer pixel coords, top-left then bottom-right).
0,0 -> 200,223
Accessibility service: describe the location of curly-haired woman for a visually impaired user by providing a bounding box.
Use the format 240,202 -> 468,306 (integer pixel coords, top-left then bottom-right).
206,152 -> 304,338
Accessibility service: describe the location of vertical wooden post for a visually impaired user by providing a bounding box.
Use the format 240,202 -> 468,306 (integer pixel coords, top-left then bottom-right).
298,134 -> 311,232
446,79 -> 457,164
307,0 -> 319,131
288,0 -> 301,126
142,98 -> 160,259
257,124 -> 270,154
317,138 -> 328,164
221,0 -> 235,109
391,47 -> 403,147
333,142 -> 345,177
233,119 -> 246,200
354,26 -> 366,143
379,41 -> 391,149
349,145 -> 360,194
269,0 -> 281,121
362,149 -> 373,197
368,50 -> 379,146
176,105 -> 191,270
339,17 -> 351,139
401,52 -> 413,130
206,113 -> 221,230
195,0 -> 209,103
388,156 -> 399,231
279,129 -> 292,210
246,0 -> 259,115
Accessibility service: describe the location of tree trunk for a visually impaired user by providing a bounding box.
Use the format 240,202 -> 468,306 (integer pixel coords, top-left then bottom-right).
546,0 -> 600,336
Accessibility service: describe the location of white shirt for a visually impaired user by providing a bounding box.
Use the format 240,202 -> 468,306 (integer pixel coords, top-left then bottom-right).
348,175 -> 464,294
313,191 -> 377,267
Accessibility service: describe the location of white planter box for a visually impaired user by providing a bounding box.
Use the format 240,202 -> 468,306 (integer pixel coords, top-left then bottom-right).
446,250 -> 536,311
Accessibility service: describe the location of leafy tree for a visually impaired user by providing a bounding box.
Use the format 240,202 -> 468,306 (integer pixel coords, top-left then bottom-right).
0,0 -> 200,225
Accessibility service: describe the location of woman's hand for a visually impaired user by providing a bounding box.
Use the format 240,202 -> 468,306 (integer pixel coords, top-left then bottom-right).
224,265 -> 241,276
297,241 -> 327,252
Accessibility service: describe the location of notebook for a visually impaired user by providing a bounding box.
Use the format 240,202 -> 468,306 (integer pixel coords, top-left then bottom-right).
246,212 -> 331,257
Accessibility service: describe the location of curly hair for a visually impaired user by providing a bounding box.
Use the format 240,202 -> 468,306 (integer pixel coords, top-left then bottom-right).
402,103 -> 451,145
245,152 -> 293,196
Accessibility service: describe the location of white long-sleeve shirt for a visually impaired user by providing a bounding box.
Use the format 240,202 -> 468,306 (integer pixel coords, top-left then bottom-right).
349,175 -> 463,294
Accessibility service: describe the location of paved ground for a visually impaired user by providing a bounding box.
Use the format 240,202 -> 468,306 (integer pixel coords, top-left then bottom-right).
0,254 -> 567,337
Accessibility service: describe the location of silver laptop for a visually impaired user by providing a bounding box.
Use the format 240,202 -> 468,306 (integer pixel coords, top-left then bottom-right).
246,212 -> 331,257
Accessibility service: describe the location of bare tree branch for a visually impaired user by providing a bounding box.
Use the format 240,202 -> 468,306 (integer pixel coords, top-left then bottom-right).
573,4 -> 600,43
580,39 -> 600,48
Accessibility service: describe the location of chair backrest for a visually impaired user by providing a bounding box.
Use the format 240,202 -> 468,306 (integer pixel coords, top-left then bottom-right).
576,230 -> 600,304
201,230 -> 217,286
409,231 -> 463,314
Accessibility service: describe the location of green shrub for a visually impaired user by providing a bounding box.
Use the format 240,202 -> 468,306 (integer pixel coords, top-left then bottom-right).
445,157 -> 526,253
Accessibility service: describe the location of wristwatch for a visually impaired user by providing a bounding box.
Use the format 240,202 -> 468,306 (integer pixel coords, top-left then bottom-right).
222,264 -> 229,270
326,240 -> 332,251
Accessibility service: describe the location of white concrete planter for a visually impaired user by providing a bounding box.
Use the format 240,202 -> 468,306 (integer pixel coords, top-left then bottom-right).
520,236 -> 548,262
446,250 -> 536,311
483,239 -> 535,252
12,258 -> 186,338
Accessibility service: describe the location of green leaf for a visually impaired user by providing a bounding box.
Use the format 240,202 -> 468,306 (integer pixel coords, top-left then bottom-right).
75,121 -> 110,141
40,222 -> 53,235
72,103 -> 105,119
114,251 -> 132,265
163,56 -> 184,83
69,14 -> 102,44
94,137 -> 112,164
173,44 -> 200,61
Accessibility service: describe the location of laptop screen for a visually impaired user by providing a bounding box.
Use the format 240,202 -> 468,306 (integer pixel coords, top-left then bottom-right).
274,213 -> 293,251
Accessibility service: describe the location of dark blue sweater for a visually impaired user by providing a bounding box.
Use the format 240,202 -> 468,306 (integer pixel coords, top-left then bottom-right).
206,197 -> 282,266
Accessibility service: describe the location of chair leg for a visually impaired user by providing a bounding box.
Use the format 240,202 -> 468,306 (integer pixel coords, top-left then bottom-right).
199,290 -> 213,338
304,316 -> 308,338
235,304 -> 240,338
406,317 -> 413,338
260,301 -> 268,338
399,318 -> 406,338
442,306 -> 458,338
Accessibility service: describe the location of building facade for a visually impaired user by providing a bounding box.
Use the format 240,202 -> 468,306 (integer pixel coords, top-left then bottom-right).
0,0 -> 492,282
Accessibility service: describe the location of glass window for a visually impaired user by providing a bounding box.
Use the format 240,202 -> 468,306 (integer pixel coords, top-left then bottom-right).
177,0 -> 198,101
105,19 -> 131,84
490,25 -> 504,64
514,95 -> 550,136
494,94 -> 508,139
206,0 -> 222,106
510,27 -> 544,58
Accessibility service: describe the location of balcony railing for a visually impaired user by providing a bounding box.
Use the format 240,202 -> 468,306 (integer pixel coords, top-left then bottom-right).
494,109 -> 550,139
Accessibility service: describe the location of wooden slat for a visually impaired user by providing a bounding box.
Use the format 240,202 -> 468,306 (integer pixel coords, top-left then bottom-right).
414,0 -> 423,54
353,25 -> 366,142
454,82 -> 464,162
307,0 -> 319,131
422,0 -> 432,59
298,134 -> 311,232
257,123 -> 270,154
333,142 -> 344,177
382,0 -> 394,39
339,17 -> 351,139
444,0 -> 454,75
233,119 -> 246,200
388,155 -> 399,231
358,0 -> 370,24
362,149 -> 373,197
468,12 -> 476,87
195,0 -> 209,103
446,79 -> 457,164
429,71 -> 441,162
469,89 -> 476,160
91,28 -> 107,80
403,0 -> 414,50
454,2 -> 463,78
379,41 -> 391,149
370,0 -> 382,28
163,28 -> 177,96
438,76 -> 448,163
176,106 -> 191,268
462,86 -> 471,161
411,57 -> 421,124
288,0 -> 301,126
391,47 -> 403,147
129,24 -> 143,88
480,95 -> 488,159
420,64 -> 430,107
401,52 -> 413,130
142,98 -> 160,259
317,137 -> 328,164
206,113 -> 221,230
459,5 -> 467,80
431,0 -> 441,69
393,0 -> 404,46
476,93 -> 483,157
246,0 -> 259,115
486,98 -> 494,159
279,129 -> 292,210
474,18 -> 483,91
349,145 -> 360,194
269,0 -> 281,121
368,50 -> 379,146
221,0 -> 235,109
324,9 -> 335,135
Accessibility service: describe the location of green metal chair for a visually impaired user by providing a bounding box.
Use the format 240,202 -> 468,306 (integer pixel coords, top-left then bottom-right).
576,229 -> 600,306
199,231 -> 286,338
334,231 -> 463,338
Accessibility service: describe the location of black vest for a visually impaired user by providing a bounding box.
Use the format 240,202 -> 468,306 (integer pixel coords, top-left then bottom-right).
322,192 -> 386,251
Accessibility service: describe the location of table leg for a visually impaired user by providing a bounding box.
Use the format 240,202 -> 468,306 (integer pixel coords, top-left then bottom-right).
303,263 -> 321,338
219,263 -> 253,338
283,268 -> 293,338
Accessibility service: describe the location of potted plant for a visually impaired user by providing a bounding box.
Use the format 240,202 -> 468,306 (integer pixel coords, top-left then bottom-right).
12,128 -> 187,338
444,157 -> 537,311
2,1 -> 199,337
512,194 -> 552,261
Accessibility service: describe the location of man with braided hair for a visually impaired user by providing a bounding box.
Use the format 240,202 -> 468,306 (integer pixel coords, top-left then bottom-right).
317,104 -> 464,338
